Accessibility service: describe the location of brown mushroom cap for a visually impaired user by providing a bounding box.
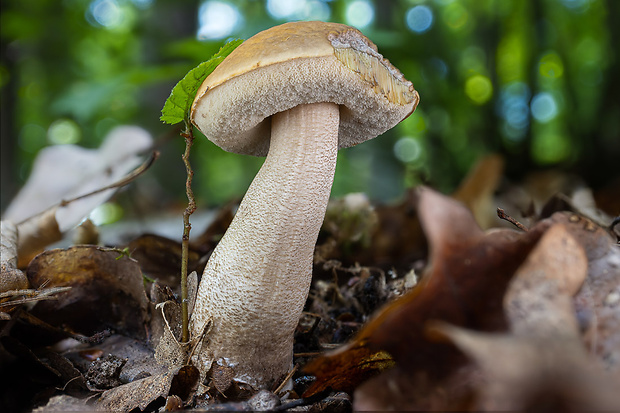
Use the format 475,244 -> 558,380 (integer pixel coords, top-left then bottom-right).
191,21 -> 420,156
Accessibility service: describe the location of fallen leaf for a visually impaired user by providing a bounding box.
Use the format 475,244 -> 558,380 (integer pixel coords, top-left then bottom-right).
26,246 -> 149,340
12,208 -> 63,269
4,127 -> 153,266
503,223 -> 587,336
426,224 -> 620,411
154,300 -> 187,370
4,126 -> 152,226
32,395 -> 92,412
127,234 -> 203,287
96,370 -> 175,412
304,187 -> 549,396
452,154 -> 504,229
572,215 -> 620,372
300,340 -> 393,396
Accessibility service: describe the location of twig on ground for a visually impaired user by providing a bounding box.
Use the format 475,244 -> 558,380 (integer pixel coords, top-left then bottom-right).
497,207 -> 529,232
273,364 -> 299,395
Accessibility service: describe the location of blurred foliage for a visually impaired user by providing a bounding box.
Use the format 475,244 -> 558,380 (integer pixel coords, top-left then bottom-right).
1,0 -> 618,213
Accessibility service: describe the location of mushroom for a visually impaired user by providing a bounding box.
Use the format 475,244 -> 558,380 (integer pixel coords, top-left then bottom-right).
190,21 -> 419,389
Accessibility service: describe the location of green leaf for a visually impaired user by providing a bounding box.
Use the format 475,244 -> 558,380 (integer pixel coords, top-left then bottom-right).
160,39 -> 243,125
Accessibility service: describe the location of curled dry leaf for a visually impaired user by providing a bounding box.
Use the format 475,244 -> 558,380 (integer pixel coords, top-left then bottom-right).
504,223 -> 588,336
4,126 -> 152,226
429,224 -> 620,411
26,246 -> 149,340
96,370 -> 175,412
127,234 -> 203,288
154,301 -> 187,370
32,395 -> 92,412
149,271 -> 197,371
4,126 -> 153,267
95,363 -> 199,412
452,154 -> 505,229
14,208 -> 63,269
571,215 -> 620,372
362,189 -> 427,270
304,187 -> 549,397
306,187 -> 620,411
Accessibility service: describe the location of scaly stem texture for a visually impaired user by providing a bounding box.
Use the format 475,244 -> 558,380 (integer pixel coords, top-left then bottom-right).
191,102 -> 340,388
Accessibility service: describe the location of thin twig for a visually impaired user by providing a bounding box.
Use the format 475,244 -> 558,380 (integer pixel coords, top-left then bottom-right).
293,352 -> 322,357
0,286 -> 72,307
17,151 -> 160,226
273,364 -> 299,395
59,151 -> 160,207
497,207 -> 528,232
180,123 -> 197,343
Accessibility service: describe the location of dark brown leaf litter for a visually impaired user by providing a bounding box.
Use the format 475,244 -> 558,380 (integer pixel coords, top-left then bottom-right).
307,187 -> 620,411
25,246 -> 149,341
2,163 -> 619,412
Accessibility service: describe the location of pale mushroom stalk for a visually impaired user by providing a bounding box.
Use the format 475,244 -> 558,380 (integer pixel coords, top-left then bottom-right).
191,102 -> 339,387
189,21 -> 419,390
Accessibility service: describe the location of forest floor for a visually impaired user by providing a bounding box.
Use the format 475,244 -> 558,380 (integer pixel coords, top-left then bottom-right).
1,154 -> 619,412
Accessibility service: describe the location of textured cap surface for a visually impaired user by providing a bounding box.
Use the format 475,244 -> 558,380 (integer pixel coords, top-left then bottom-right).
191,21 -> 419,156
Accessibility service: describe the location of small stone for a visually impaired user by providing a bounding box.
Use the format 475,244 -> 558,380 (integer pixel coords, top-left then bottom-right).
604,290 -> 620,307
247,390 -> 280,411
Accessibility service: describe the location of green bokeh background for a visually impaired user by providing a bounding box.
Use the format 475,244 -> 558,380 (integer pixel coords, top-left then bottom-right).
1,0 -> 618,215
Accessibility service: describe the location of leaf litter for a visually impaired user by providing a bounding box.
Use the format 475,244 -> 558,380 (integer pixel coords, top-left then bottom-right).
1,152 -> 619,412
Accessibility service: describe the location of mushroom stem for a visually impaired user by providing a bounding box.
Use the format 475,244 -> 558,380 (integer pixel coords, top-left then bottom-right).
191,102 -> 340,388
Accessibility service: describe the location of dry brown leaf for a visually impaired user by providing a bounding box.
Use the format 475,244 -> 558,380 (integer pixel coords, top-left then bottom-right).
149,271 -> 197,370
95,364 -> 198,411
306,188 -> 619,404
26,246 -> 149,339
572,216 -> 620,372
301,340 -> 393,397
427,225 -> 619,411
452,154 -> 504,229
15,208 -> 63,268
353,217 -> 620,411
127,234 -> 202,287
304,187 -> 549,397
4,126 -> 152,225
431,325 -> 620,412
504,223 -> 587,336
32,395 -> 92,412
96,370 -> 175,412
154,300 -> 187,370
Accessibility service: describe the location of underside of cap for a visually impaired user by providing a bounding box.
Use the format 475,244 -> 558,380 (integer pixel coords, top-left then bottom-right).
191,21 -> 419,156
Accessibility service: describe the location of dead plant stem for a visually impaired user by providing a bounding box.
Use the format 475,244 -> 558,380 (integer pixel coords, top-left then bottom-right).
180,123 -> 197,343
497,207 -> 528,232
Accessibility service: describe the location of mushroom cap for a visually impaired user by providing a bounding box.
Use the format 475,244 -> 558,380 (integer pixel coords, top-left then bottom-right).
191,21 -> 420,156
